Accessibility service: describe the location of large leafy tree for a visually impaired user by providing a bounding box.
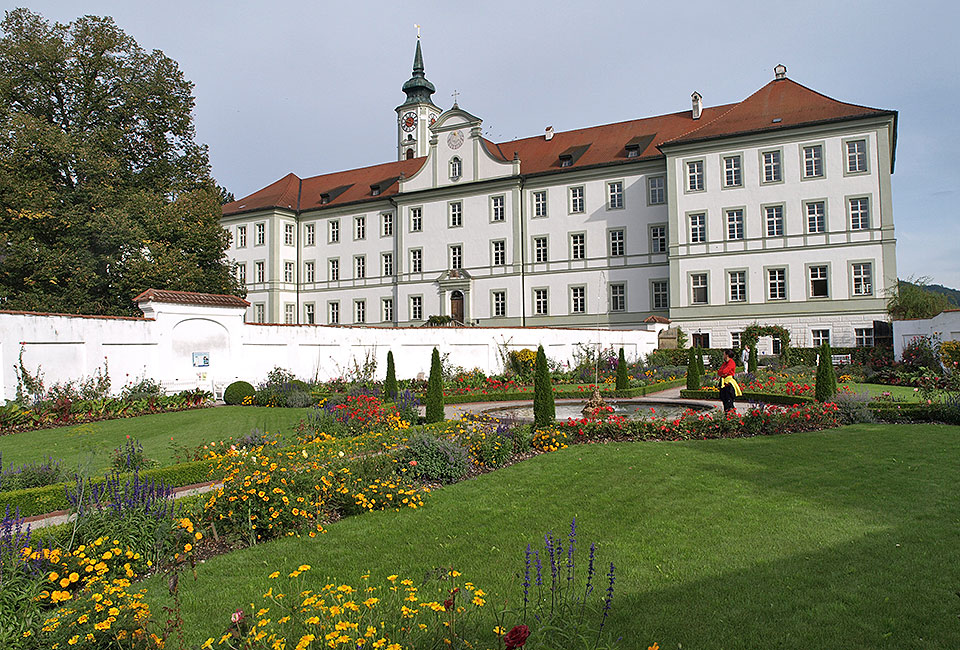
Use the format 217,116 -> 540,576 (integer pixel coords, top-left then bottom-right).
0,9 -> 241,315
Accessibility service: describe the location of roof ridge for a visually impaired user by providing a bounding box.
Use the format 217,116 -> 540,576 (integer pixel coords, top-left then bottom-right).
659,83 -> 765,146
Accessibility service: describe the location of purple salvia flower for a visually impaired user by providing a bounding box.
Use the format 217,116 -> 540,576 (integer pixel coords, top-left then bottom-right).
535,550 -> 542,586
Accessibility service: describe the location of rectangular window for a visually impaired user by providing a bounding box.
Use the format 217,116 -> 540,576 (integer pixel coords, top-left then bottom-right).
533,191 -> 548,217
381,213 -> 393,236
284,303 -> 295,324
254,261 -> 265,283
812,329 -> 830,347
449,202 -> 462,227
803,145 -> 823,178
411,296 -> 423,320
687,160 -> 704,191
355,256 -> 365,279
571,286 -> 586,313
304,223 -> 315,246
692,333 -> 710,349
729,270 -> 746,302
847,139 -> 867,173
772,337 -> 783,355
534,236 -> 548,263
570,233 -> 585,260
382,298 -> 393,322
765,205 -> 784,237
762,150 -> 782,183
410,207 -> 422,232
852,262 -> 873,296
354,216 -> 365,240
691,273 -> 708,304
855,327 -> 874,347
534,288 -> 548,315
254,303 -> 265,323
768,268 -> 786,300
354,300 -> 365,324
328,301 -> 340,325
723,155 -> 742,187
569,186 -> 585,213
653,280 -> 669,309
726,209 -> 744,240
492,290 -> 506,317
850,197 -> 870,230
382,252 -> 393,276
284,262 -> 294,283
284,223 -> 294,246
609,229 -> 625,256
806,201 -> 826,233
410,249 -> 422,273
608,181 -> 624,209
689,213 -> 706,243
648,176 -> 665,205
255,223 -> 265,246
304,303 -> 315,324
304,261 -> 315,283
329,258 -> 340,281
810,265 -> 829,298
491,195 -> 505,222
650,225 -> 667,253
236,263 -> 246,284
731,332 -> 742,350
237,225 -> 247,248
492,240 -> 506,266
610,283 -> 626,312
450,245 -> 462,270
329,220 -> 340,243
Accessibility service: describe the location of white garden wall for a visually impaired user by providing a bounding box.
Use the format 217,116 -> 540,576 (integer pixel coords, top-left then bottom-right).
0,298 -> 662,401
892,309 -> 960,360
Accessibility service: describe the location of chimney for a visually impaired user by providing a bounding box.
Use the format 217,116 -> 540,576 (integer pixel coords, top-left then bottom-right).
691,92 -> 702,120
544,126 -> 554,141
774,63 -> 787,80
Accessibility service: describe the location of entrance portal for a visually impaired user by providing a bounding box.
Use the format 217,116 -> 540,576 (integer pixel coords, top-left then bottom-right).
450,291 -> 464,324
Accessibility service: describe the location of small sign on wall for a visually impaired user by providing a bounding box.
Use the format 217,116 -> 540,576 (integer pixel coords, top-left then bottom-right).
192,352 -> 210,367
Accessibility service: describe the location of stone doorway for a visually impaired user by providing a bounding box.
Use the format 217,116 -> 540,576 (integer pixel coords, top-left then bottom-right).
450,290 -> 464,324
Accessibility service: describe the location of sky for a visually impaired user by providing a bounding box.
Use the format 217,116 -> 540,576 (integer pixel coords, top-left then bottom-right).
6,0 -> 960,288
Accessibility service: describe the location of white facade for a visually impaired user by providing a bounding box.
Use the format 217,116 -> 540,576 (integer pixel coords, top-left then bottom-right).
893,309 -> 960,359
221,51 -> 898,351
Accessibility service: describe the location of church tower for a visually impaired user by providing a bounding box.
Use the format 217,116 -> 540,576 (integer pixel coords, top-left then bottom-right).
396,38 -> 441,161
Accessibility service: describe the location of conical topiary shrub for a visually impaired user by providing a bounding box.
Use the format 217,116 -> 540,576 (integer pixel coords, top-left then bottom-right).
425,347 -> 445,423
686,346 -> 701,390
697,347 -> 706,377
748,345 -> 758,373
615,348 -> 629,391
815,343 -> 837,402
384,350 -> 398,401
533,345 -> 555,428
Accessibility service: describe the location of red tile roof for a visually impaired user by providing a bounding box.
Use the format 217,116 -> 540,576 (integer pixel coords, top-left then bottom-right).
224,76 -> 894,217
133,289 -> 250,308
643,315 -> 671,324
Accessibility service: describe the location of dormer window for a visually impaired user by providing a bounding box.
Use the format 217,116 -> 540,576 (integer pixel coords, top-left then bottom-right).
559,154 -> 573,167
625,145 -> 640,158
370,184 -> 381,196
320,193 -> 330,205
449,156 -> 462,181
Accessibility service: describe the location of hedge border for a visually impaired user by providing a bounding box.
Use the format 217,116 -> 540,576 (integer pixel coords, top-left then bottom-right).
679,389 -> 814,405
442,378 -> 687,405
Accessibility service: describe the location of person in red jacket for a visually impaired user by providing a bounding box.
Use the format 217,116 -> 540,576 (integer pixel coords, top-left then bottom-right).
717,348 -> 742,412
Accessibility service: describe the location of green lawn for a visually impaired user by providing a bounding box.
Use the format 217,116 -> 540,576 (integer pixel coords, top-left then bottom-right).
145,423 -> 960,649
845,382 -> 922,401
0,406 -> 313,475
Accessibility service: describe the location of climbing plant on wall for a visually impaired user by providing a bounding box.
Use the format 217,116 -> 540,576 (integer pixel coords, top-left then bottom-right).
742,324 -> 791,360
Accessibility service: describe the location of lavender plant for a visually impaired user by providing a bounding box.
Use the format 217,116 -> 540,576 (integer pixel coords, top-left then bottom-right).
111,437 -> 156,472
0,453 -> 64,492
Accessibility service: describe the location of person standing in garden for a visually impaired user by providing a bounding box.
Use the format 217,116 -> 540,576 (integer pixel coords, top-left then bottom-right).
718,349 -> 742,412
740,345 -> 750,369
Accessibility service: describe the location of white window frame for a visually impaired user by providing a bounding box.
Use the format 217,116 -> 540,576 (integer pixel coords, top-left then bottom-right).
726,209 -> 744,240
410,248 -> 422,273
254,261 -> 265,283
811,329 -> 831,347
686,160 -> 705,192
652,280 -> 669,310
237,225 -> 247,248
607,180 -> 624,210
570,285 -> 586,314
304,223 -> 315,246
764,204 -> 784,237
492,290 -> 507,318
354,255 -> 366,279
449,156 -> 462,181
491,195 -> 506,222
284,303 -> 295,324
533,288 -> 548,316
760,149 -> 783,184
410,295 -> 423,321
802,144 -> 824,179
449,201 -> 463,228
689,213 -> 706,243
382,297 -> 394,323
851,262 -> 873,297
381,212 -> 394,237
845,138 -> 868,174
608,229 -> 625,257
354,299 -> 366,324
767,267 -> 787,301
284,223 -> 295,246
569,186 -> 585,214
647,175 -> 666,205
722,155 -> 742,188
254,303 -> 265,323
849,196 -> 870,230
354,216 -> 366,240
728,270 -> 747,303
283,261 -> 294,283
449,244 -> 463,270
236,262 -> 246,284
304,260 -> 315,283
328,258 -> 340,281
691,272 -> 708,305
382,252 -> 393,277
410,207 -> 423,232
533,190 -> 548,218
806,200 -> 826,234
808,264 -> 830,299
609,283 -> 626,312
570,232 -> 586,260
491,239 -> 506,266
304,303 -> 315,324
533,236 -> 548,263
328,301 -> 340,325
329,219 -> 340,243
255,222 -> 266,246
855,327 -> 874,347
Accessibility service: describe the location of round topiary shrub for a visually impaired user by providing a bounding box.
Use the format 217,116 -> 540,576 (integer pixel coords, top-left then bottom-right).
290,379 -> 310,392
224,381 -> 255,405
402,433 -> 469,484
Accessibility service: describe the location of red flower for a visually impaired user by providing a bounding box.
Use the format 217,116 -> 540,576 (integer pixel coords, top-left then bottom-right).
443,597 -> 454,611
504,624 -> 530,649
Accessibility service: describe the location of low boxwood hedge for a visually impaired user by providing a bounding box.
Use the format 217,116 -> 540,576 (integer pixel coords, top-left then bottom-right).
679,389 -> 814,405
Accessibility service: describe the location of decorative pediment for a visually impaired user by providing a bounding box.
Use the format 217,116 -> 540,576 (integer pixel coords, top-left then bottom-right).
431,106 -> 482,132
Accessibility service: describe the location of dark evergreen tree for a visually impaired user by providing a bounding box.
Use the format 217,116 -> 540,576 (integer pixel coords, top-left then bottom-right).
384,351 -> 398,401
686,347 -> 701,390
815,343 -> 838,402
615,347 -> 629,391
748,345 -> 758,373
425,348 -> 444,423
533,345 -> 555,428
697,347 -> 706,377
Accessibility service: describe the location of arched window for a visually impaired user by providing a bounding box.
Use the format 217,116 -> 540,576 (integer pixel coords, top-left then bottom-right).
449,156 -> 462,181
405,149 -> 414,160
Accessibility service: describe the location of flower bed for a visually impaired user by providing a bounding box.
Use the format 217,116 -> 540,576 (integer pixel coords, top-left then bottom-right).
679,389 -> 814,405
442,378 -> 686,404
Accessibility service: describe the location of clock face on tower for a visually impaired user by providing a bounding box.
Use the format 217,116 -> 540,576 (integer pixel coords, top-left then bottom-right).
429,113 -> 438,126
400,111 -> 418,132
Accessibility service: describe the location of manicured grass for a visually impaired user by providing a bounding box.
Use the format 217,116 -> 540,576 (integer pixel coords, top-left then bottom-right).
0,406 -> 313,475
145,423 -> 960,649
845,382 -> 922,401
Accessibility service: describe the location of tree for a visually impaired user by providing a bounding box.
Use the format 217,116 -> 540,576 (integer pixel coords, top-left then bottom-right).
888,277 -> 952,321
533,345 -> 555,428
686,346 -> 701,390
748,345 -> 758,373
0,9 -> 242,315
425,348 -> 444,423
615,348 -> 629,391
384,351 -> 398,401
815,343 -> 837,402
697,347 -> 706,377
